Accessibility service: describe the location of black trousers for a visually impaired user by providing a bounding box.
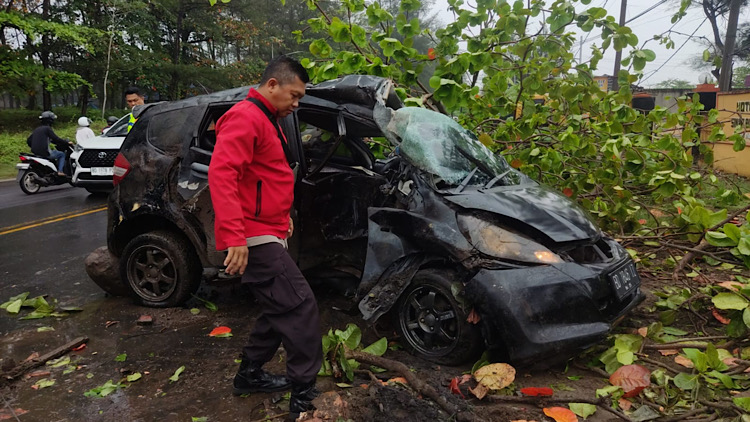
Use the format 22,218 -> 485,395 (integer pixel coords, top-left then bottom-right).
241,242 -> 323,384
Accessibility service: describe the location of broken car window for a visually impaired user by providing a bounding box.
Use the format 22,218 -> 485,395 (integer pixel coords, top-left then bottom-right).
377,107 -> 520,187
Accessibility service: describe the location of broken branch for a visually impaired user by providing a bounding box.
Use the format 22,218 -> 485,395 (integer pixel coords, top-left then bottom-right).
0,336 -> 88,385
346,350 -> 475,422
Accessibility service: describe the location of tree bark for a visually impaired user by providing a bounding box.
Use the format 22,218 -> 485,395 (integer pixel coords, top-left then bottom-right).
41,0 -> 51,110
718,0 -> 742,91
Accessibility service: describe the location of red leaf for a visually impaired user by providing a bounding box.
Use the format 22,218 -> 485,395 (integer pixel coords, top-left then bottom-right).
71,343 -> 86,352
449,376 -> 466,398
427,48 -> 436,60
510,159 -> 522,169
609,364 -> 651,398
562,188 -> 573,197
520,387 -> 554,396
209,326 -> 232,336
712,308 -> 731,325
638,219 -> 647,225
466,308 -> 481,324
543,407 -> 578,422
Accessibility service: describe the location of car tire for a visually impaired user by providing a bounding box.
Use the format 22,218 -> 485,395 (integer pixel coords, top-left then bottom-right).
19,170 -> 42,195
119,230 -> 202,307
394,268 -> 482,365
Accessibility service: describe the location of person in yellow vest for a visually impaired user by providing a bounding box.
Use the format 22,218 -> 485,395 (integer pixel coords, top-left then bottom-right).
125,87 -> 146,132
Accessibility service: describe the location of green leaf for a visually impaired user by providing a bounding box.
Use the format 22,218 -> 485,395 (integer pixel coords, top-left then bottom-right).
702,49 -> 711,61
336,324 -> 362,350
683,348 -> 708,373
33,378 -> 55,389
569,403 -> 597,419
712,292 -> 749,310
169,366 -> 185,383
192,418 -> 208,422
5,299 -> 23,314
705,231 -> 738,247
706,370 -> 737,389
114,354 -> 127,362
362,337 -> 388,356
190,308 -> 200,315
673,372 -> 699,389
47,356 -> 71,368
595,385 -> 623,398
734,397 -> 750,411
1,292 -> 29,310
126,373 -> 142,382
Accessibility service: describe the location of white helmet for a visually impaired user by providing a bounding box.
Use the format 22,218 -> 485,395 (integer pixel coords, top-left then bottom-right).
77,117 -> 91,127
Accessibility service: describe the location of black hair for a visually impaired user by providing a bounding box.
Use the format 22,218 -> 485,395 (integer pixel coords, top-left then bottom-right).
125,86 -> 144,97
259,56 -> 309,86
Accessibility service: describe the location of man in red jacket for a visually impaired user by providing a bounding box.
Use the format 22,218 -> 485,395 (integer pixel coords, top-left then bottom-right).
208,56 -> 322,417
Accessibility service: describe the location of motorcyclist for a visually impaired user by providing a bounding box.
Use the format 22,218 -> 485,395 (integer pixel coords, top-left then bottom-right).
76,116 -> 95,142
26,111 -> 73,176
101,115 -> 118,134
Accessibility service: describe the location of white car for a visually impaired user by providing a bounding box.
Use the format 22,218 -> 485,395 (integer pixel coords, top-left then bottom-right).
71,114 -> 129,193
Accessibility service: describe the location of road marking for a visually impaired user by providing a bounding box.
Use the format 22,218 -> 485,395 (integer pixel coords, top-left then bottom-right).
0,206 -> 107,236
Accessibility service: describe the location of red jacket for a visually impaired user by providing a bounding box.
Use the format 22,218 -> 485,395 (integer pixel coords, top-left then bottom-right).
208,88 -> 294,251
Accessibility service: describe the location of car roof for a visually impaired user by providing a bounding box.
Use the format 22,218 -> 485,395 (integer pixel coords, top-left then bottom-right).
138,75 -> 401,118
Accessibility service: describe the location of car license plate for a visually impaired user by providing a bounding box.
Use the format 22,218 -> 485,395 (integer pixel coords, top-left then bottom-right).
608,261 -> 639,300
91,167 -> 113,176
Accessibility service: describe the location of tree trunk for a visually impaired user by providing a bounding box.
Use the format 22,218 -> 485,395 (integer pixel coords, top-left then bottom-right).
718,0 -> 742,91
41,0 -> 51,110
79,87 -> 89,116
170,0 -> 185,100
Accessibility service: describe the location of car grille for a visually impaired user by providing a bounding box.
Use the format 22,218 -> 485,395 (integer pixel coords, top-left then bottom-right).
561,238 -> 614,264
78,149 -> 118,168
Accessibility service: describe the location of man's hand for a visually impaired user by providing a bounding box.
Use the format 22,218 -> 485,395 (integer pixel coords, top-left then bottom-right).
288,217 -> 294,238
224,245 -> 248,276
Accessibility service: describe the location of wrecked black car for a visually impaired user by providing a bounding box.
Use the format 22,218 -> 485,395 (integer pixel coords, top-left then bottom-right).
102,75 -> 643,365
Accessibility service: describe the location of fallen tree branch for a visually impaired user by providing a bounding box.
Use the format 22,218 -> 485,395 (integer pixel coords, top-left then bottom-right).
635,354 -> 686,374
0,336 -> 88,385
657,408 -> 707,422
672,203 -> 750,282
485,394 -> 631,421
346,351 -> 475,422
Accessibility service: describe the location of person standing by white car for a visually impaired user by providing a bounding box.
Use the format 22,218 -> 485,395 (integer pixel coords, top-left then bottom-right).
76,117 -> 96,142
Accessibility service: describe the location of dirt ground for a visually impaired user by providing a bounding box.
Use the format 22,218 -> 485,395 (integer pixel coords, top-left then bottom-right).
0,263 -> 741,422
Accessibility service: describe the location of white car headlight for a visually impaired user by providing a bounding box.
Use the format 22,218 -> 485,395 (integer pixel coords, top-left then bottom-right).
457,214 -> 562,264
73,143 -> 83,152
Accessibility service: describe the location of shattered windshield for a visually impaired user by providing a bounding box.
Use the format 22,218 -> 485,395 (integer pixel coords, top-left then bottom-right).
377,107 -> 520,188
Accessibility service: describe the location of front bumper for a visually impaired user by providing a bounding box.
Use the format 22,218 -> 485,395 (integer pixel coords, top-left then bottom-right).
464,257 -> 644,366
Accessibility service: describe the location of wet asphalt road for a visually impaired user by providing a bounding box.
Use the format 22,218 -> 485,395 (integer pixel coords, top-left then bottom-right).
0,181 -> 109,337
0,180 -> 349,421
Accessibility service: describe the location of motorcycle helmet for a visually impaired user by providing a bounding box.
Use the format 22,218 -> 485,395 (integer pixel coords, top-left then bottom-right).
77,116 -> 91,127
39,111 -> 57,121
107,115 -> 119,125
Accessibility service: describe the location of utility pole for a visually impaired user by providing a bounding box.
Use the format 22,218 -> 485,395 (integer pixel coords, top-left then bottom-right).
611,0 -> 627,92
718,0 -> 742,91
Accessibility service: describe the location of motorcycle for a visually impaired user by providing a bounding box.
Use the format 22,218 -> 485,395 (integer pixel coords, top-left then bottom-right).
16,143 -> 75,195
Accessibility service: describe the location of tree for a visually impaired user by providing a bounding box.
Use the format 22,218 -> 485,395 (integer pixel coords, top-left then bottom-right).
289,0 -> 750,268
697,0 -> 748,88
0,1 -> 100,109
653,78 -> 694,88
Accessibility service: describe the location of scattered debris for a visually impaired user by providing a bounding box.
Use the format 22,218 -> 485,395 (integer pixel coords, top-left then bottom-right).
137,315 -> 153,325
0,336 -> 87,385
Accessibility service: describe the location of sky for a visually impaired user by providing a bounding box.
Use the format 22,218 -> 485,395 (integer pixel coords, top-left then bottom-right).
432,0 -> 750,87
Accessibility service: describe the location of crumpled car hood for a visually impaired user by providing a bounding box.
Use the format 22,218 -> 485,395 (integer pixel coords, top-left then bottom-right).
443,184 -> 600,243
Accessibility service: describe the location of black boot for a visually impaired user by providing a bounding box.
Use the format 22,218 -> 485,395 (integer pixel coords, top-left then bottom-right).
233,360 -> 291,395
289,380 -> 320,416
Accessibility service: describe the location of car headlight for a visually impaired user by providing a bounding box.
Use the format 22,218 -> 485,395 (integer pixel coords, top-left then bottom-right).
73,143 -> 83,152
457,214 -> 562,264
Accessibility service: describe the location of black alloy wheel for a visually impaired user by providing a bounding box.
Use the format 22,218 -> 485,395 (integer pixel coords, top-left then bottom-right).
19,170 -> 42,195
120,230 -> 201,307
395,268 -> 482,365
